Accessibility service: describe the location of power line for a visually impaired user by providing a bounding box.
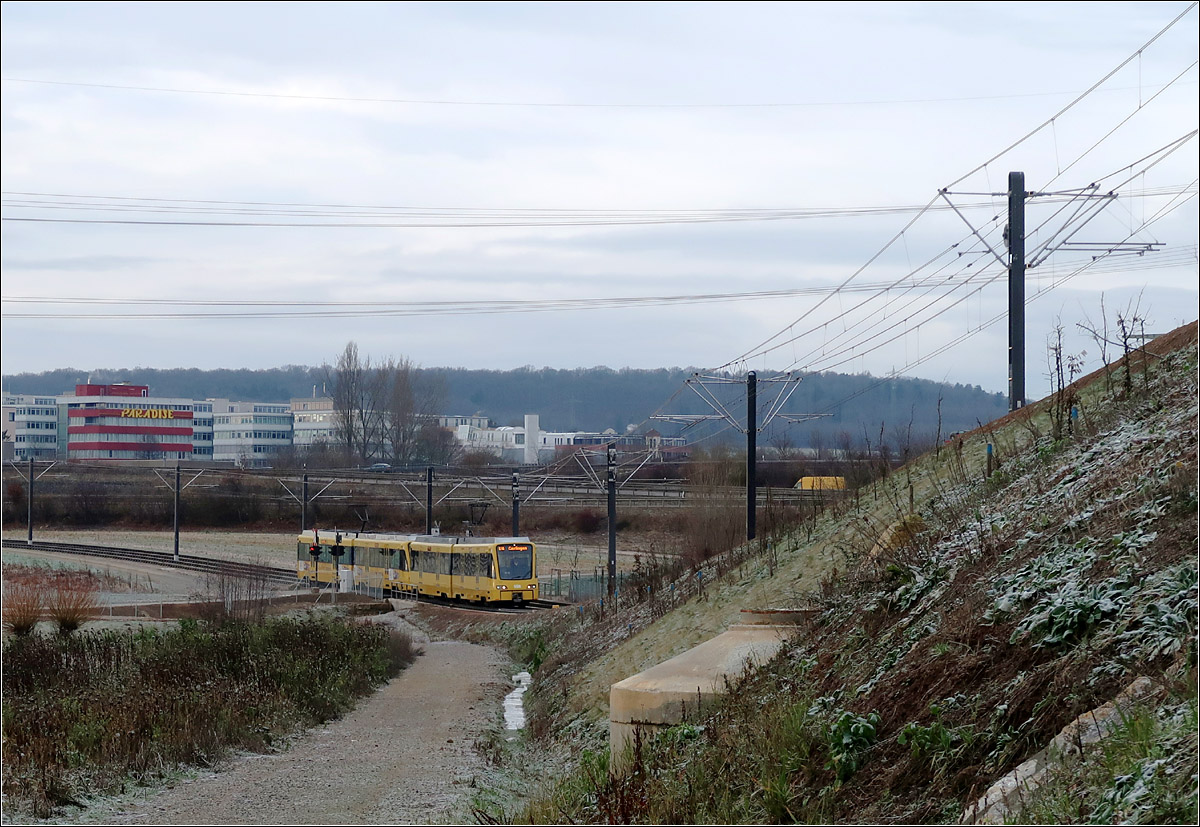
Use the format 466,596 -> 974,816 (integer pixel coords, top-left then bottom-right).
4,246 -> 1190,320
4,75 -> 1194,110
13,189 -> 1194,228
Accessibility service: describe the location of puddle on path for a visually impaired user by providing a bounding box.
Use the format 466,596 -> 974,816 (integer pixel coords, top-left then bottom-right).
504,671 -> 532,731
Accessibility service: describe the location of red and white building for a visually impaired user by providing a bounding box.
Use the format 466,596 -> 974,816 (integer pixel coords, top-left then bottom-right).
62,383 -> 195,461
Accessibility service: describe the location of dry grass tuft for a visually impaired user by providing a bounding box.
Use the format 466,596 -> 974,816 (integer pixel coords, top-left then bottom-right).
46,585 -> 99,635
2,581 -> 44,636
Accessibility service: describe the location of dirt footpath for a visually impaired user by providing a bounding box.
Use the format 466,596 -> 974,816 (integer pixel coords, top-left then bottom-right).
97,617 -> 512,825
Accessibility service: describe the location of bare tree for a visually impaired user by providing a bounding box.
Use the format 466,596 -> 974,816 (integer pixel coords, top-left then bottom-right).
378,358 -> 448,465
418,421 -> 461,466
1045,322 -> 1084,441
1078,294 -> 1113,394
328,341 -> 386,463
328,342 -> 360,459
769,427 -> 799,461
809,428 -> 827,462
1078,293 -> 1149,399
328,344 -> 452,466
379,356 -> 419,465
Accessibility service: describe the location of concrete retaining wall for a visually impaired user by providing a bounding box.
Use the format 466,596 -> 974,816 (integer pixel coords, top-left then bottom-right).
609,609 -> 806,771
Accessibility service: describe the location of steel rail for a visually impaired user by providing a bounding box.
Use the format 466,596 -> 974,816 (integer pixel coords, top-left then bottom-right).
1,538 -> 296,585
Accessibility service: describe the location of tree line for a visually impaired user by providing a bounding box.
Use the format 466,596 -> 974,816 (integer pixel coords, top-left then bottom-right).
4,352 -> 1008,449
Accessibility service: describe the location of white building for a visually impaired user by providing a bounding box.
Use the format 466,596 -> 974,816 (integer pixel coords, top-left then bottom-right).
211,400 -> 293,467
291,396 -> 338,451
192,400 -> 214,460
2,392 -> 60,461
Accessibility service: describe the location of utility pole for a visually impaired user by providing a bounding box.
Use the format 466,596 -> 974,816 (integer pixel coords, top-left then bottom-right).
173,464 -> 181,562
941,169 -> 1157,412
511,472 -> 520,536
301,470 -> 309,534
1008,170 -> 1026,412
746,371 -> 757,541
607,443 -> 617,597
425,466 -> 433,535
652,371 -> 819,544
27,456 -> 34,546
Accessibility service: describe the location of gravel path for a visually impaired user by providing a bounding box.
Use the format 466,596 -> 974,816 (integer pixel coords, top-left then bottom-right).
93,613 -> 513,825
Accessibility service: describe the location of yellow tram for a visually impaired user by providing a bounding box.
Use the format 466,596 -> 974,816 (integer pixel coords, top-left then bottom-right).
296,529 -> 538,604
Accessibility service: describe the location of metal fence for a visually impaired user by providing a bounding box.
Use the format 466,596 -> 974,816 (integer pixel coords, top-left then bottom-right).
539,568 -> 645,603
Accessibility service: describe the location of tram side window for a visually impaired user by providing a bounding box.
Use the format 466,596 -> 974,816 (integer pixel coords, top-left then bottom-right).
453,552 -> 491,577
414,548 -> 453,575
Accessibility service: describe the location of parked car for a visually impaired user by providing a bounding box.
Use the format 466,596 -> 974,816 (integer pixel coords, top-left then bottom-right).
365,462 -> 391,472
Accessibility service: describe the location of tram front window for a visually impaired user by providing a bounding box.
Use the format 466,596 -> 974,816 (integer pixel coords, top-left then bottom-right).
497,545 -> 533,580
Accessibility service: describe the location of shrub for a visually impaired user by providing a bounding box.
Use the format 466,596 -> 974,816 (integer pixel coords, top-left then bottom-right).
571,508 -> 603,534
2,582 -> 43,636
46,585 -> 99,635
383,627 -> 421,674
826,710 -> 881,782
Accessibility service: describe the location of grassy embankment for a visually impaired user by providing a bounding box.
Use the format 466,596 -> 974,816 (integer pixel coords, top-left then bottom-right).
460,323 -> 1197,824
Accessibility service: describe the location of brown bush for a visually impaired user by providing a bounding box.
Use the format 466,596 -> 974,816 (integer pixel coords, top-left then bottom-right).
46,585 -> 99,635
571,508 -> 604,534
2,582 -> 44,636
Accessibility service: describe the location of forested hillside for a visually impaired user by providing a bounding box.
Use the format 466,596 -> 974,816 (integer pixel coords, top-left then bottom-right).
3,363 -> 1006,446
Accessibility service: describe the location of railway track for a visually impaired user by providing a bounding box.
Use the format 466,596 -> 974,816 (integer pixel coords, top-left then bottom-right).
1,538 -> 296,585
415,593 -> 568,614
2,539 -> 570,612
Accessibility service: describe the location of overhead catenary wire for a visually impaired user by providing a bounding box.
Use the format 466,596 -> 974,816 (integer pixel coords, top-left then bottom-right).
745,132 -> 1197,376
722,123 -> 1197,384
943,1 -> 1198,190
712,193 -> 944,372
4,5 -> 1195,455
803,187 -> 1197,410
643,8 -> 1197,437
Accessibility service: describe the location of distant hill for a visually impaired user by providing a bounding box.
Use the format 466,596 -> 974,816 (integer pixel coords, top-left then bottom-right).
2,364 -> 1007,447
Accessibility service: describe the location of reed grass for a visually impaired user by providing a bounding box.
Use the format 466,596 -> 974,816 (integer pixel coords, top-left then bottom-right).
46,584 -> 100,635
1,581 -> 43,636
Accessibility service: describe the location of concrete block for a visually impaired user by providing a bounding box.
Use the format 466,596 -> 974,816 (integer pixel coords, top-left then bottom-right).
609,609 -> 805,771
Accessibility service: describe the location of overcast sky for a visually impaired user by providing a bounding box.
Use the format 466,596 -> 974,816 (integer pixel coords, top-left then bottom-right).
2,1 -> 1197,400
